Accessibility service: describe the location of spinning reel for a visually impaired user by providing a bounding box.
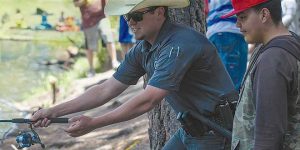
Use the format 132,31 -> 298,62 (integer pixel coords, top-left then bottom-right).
0,118 -> 68,149
16,123 -> 45,149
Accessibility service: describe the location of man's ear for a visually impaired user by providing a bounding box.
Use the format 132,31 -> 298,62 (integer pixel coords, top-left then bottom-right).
260,8 -> 271,23
156,7 -> 165,18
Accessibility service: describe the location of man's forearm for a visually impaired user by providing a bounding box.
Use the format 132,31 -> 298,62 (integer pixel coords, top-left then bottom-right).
49,85 -> 105,117
91,86 -> 167,129
49,78 -> 128,117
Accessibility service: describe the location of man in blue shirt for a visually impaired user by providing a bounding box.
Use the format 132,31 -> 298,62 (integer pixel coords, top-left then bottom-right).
32,0 -> 235,149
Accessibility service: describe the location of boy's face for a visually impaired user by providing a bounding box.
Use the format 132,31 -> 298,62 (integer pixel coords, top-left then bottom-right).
236,9 -> 265,44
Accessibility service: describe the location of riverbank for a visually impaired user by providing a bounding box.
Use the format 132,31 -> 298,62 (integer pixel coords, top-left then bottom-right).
0,35 -> 150,149
1,70 -> 150,150
0,1 -> 146,148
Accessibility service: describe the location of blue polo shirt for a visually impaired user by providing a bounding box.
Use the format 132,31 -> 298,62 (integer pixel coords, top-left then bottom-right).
113,20 -> 235,114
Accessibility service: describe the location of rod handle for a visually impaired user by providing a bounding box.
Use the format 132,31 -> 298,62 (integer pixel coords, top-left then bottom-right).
48,118 -> 69,123
11,118 -> 69,123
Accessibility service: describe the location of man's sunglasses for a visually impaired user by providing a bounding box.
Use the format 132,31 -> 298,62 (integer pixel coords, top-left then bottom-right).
123,7 -> 157,22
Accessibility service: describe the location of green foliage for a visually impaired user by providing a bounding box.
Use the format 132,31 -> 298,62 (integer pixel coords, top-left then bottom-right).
96,44 -> 108,73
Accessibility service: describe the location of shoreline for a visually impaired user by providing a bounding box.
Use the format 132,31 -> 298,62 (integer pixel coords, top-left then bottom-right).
1,70 -> 150,150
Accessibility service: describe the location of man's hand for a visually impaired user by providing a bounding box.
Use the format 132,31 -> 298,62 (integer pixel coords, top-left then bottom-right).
65,115 -> 96,137
31,108 -> 54,127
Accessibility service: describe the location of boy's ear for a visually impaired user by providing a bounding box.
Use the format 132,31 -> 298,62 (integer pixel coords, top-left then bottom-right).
260,8 -> 271,23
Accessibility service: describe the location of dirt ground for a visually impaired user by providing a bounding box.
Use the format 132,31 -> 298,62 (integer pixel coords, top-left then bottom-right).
0,70 -> 150,150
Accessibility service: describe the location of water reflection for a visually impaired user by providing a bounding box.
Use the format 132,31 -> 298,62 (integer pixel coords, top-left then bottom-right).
0,40 -> 65,102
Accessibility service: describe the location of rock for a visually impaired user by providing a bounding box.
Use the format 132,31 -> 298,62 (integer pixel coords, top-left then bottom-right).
66,46 -> 79,56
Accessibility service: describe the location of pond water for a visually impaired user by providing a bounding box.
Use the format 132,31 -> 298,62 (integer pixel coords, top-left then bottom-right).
0,40 -> 65,102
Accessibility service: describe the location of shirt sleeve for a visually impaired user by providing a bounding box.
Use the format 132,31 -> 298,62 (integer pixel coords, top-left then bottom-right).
113,46 -> 145,85
253,48 -> 292,149
148,42 -> 198,91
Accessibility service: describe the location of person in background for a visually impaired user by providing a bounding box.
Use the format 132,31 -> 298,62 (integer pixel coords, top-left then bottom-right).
35,10 -> 52,30
59,11 -> 65,23
1,13 -> 9,26
74,0 -> 119,77
15,9 -> 27,29
98,17 -> 120,68
281,0 -> 299,35
222,0 -> 300,149
206,0 -> 248,90
119,16 -> 136,60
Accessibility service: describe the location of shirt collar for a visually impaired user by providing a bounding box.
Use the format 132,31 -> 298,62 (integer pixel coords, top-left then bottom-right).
141,20 -> 173,53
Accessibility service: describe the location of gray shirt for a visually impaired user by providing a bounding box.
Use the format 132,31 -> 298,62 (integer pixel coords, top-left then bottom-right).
251,35 -> 300,149
113,20 -> 235,114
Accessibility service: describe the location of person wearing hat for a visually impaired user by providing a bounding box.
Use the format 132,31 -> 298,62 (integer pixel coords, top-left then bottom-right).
31,0 -> 236,149
222,0 -> 300,149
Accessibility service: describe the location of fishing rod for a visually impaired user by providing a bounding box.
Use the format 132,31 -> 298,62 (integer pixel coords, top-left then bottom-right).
0,118 -> 68,149
0,118 -> 68,124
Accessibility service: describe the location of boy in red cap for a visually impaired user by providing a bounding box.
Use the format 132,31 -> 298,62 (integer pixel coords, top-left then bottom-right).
222,0 -> 300,149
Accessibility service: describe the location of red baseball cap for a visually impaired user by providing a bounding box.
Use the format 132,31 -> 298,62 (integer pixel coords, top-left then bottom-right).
221,0 -> 269,18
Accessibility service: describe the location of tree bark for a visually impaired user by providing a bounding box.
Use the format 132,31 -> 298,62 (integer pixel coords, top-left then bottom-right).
297,0 -> 300,35
147,1 -> 206,149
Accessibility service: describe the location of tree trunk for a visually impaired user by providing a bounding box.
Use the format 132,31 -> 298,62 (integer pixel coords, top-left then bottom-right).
147,1 -> 206,149
297,0 -> 300,35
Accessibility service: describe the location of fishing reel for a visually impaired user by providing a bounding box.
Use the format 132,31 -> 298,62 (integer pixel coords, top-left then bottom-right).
0,118 -> 68,149
16,123 -> 45,149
